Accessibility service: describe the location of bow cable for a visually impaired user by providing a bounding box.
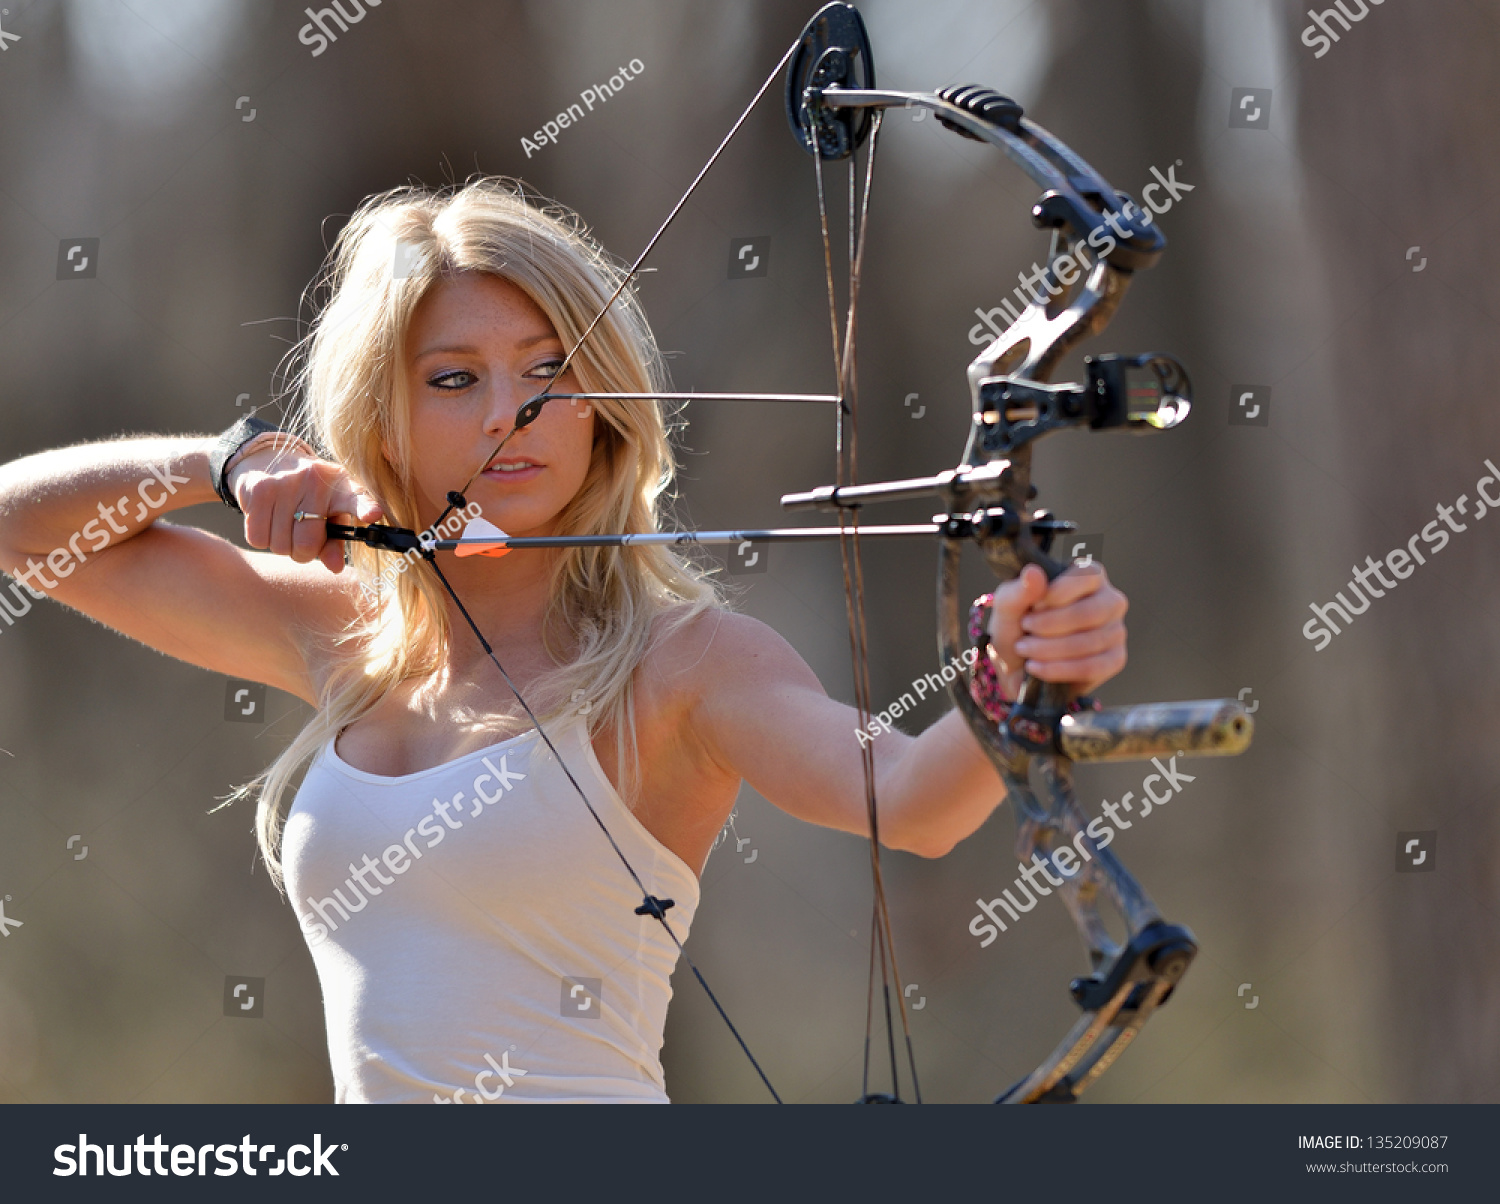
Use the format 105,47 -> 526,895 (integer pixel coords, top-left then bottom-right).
813,111 -> 921,1104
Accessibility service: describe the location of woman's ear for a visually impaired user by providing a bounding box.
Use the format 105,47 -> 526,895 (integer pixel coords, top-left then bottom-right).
378,426 -> 407,478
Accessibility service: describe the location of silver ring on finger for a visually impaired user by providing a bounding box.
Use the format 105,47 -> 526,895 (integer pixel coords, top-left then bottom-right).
292,510 -> 325,523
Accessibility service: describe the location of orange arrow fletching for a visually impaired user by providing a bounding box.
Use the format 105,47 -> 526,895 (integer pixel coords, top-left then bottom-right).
454,515 -> 511,558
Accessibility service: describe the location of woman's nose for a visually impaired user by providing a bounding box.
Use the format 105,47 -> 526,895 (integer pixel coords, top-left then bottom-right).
480,381 -> 531,438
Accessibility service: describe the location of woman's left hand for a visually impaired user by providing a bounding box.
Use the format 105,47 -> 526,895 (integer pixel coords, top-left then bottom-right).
986,563 -> 1129,699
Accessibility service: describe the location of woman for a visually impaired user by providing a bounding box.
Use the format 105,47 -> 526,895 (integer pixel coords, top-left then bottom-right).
0,178 -> 1128,1103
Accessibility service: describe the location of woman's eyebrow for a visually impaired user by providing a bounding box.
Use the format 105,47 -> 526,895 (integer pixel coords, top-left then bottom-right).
414,333 -> 560,359
413,343 -> 475,359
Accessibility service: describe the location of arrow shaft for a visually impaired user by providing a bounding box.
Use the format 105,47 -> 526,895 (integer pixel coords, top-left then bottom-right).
535,392 -> 840,404
427,524 -> 940,550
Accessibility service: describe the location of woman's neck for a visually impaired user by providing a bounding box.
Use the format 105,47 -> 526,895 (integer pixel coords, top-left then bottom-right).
437,545 -> 554,646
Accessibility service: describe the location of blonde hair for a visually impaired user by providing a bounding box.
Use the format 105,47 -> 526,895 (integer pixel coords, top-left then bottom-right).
248,177 -> 721,893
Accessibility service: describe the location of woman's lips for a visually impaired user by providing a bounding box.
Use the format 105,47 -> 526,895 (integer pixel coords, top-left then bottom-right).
482,461 -> 543,484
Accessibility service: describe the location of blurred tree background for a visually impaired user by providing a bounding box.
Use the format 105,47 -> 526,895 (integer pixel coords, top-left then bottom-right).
0,0 -> 1492,1102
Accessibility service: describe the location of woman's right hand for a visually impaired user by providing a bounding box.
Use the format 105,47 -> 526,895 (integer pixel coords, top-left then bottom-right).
227,444 -> 385,574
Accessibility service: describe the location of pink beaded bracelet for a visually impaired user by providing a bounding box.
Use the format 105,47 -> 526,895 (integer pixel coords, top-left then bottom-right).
967,592 -> 1011,723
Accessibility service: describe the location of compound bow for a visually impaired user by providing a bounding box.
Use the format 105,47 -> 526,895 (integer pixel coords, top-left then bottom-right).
329,1 -> 1254,1104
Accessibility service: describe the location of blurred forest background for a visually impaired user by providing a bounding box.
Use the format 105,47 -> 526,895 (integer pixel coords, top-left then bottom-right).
0,0 -> 1495,1103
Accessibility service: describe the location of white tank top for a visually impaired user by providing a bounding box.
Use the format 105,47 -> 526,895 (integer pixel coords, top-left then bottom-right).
281,716 -> 699,1103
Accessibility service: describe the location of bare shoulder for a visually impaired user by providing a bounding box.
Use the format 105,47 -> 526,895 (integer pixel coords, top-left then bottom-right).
637,605 -> 822,702
627,605 -> 829,800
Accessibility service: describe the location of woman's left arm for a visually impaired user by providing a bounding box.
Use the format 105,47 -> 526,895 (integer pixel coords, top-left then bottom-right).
691,563 -> 1127,858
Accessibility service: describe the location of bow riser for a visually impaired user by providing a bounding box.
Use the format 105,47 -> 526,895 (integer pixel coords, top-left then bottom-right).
966,258 -> 1132,428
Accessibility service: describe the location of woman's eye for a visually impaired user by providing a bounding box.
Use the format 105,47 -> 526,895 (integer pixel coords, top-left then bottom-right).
524,359 -> 565,380
428,370 -> 476,390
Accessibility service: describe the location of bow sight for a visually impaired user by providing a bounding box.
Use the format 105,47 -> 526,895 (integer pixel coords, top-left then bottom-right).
781,2 -> 1253,1103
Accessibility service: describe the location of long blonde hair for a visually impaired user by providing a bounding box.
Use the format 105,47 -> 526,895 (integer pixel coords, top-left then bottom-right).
249,177 -> 721,893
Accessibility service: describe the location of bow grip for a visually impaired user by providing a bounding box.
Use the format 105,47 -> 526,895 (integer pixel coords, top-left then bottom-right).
1001,533 -> 1079,749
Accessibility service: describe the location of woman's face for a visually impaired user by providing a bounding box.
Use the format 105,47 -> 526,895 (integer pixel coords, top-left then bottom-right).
403,272 -> 595,536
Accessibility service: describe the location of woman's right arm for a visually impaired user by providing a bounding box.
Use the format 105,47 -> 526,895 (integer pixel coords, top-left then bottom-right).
0,435 -> 381,703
